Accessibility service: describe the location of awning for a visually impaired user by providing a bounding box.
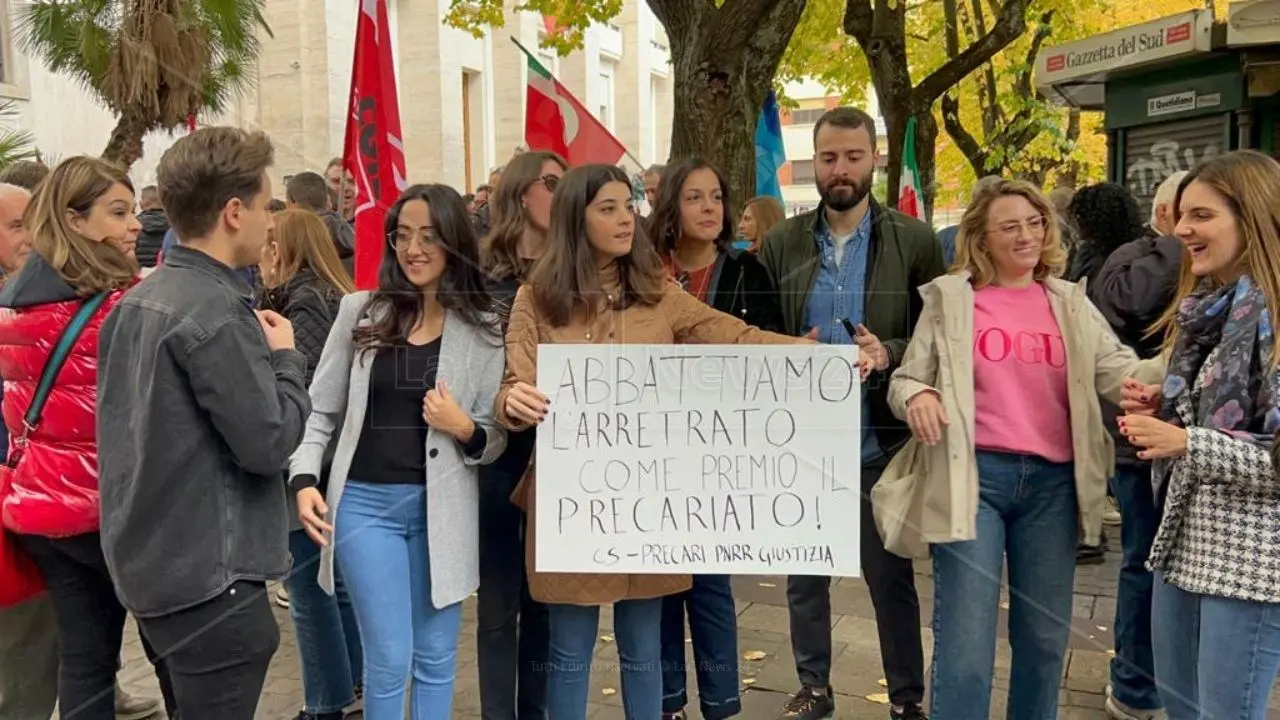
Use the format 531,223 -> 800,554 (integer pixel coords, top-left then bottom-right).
1229,0 -> 1280,47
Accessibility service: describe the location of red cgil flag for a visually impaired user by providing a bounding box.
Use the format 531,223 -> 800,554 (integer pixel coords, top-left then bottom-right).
344,0 -> 407,289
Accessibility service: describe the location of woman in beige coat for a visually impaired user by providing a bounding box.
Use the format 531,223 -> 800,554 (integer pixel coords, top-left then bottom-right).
884,180 -> 1161,720
495,164 -> 809,720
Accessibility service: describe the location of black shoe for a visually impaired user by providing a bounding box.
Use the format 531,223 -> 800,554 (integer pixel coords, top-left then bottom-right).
1077,542 -> 1106,565
891,703 -> 929,720
780,686 -> 835,719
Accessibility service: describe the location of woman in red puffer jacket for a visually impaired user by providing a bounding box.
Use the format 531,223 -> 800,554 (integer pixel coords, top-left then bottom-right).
0,156 -> 174,720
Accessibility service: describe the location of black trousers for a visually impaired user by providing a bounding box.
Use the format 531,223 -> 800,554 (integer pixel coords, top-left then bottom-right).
16,533 -> 176,720
137,580 -> 279,720
477,468 -> 549,720
785,464 -> 926,706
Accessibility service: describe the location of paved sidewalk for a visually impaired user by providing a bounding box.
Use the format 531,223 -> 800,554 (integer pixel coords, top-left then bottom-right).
112,544 -> 1279,719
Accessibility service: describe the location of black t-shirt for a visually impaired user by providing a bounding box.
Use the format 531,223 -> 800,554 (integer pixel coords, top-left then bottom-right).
347,339 -> 442,485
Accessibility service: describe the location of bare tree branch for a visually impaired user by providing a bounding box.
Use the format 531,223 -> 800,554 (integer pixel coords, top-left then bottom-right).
1016,10 -> 1054,98
942,0 -> 960,57
968,0 -> 1001,131
941,93 -> 988,172
911,0 -> 1030,111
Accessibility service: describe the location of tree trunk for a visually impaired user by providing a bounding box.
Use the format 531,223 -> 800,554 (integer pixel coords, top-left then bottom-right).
101,113 -> 151,171
649,0 -> 806,213
666,60 -> 765,210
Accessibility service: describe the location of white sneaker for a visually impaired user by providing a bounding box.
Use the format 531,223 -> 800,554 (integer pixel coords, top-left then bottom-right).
1104,496 -> 1122,526
1105,685 -> 1165,720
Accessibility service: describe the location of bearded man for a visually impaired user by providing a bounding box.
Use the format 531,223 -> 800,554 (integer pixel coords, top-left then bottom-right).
759,106 -> 944,720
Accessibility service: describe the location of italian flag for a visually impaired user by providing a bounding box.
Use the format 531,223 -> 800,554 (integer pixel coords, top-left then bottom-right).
519,39 -> 627,167
897,116 -> 923,219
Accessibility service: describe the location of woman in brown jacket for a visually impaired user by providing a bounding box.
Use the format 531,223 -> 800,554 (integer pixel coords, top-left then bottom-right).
496,164 -> 808,720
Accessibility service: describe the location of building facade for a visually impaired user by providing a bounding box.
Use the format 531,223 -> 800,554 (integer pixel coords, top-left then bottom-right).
0,0 -> 673,195
245,0 -> 674,193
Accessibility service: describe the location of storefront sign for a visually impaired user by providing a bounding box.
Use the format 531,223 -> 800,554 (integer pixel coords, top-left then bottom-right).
534,344 -> 862,576
1037,10 -> 1214,87
1147,91 -> 1197,117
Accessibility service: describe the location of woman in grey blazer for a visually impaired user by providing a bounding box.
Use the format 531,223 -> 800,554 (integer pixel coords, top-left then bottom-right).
289,184 -> 507,720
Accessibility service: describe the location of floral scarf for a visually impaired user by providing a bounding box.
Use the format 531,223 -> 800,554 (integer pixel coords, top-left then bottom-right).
1155,275 -> 1280,497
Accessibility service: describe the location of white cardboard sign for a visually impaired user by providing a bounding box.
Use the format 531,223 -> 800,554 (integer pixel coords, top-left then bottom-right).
533,344 -> 862,576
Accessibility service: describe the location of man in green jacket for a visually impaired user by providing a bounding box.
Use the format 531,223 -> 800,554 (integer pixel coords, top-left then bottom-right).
759,107 -> 944,720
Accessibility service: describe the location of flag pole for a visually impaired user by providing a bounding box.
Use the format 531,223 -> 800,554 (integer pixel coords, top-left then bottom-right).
510,36 -> 648,171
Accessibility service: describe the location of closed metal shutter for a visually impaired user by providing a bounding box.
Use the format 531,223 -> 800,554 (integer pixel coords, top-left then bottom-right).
1123,115 -> 1228,212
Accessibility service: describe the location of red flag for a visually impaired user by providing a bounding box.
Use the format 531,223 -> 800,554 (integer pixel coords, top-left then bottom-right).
344,0 -> 407,289
516,40 -> 626,167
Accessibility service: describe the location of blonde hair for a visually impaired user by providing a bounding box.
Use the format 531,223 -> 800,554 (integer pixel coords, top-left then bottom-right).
272,210 -> 355,294
744,196 -> 785,242
26,156 -> 138,295
1150,151 -> 1280,367
951,178 -> 1067,287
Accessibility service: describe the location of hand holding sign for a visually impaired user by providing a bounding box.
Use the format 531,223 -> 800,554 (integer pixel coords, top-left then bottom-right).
504,381 -> 549,426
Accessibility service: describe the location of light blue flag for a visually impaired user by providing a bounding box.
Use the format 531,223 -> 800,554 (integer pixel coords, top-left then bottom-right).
755,88 -> 786,203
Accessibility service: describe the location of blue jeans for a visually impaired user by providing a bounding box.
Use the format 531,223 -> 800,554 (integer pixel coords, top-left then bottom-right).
660,575 -> 741,719
1108,465 -> 1161,711
1152,573 -> 1280,719
546,599 -> 662,720
930,451 -> 1078,720
336,481 -> 464,720
286,529 -> 364,714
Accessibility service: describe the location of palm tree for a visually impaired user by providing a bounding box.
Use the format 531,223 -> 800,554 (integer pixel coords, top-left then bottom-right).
17,0 -> 271,170
0,101 -> 39,170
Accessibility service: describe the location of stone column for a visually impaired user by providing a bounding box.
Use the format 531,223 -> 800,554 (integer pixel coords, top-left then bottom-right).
395,0 -> 445,183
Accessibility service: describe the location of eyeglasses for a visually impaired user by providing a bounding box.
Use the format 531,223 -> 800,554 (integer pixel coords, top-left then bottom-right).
988,216 -> 1047,239
539,174 -> 560,193
386,228 -> 443,251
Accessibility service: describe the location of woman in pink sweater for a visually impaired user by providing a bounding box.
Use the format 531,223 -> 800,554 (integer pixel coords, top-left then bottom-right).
887,180 -> 1157,719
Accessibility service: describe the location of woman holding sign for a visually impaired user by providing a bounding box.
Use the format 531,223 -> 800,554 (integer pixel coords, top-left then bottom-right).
884,179 -> 1162,720
645,157 -> 785,720
496,164 -> 811,720
290,184 -> 508,720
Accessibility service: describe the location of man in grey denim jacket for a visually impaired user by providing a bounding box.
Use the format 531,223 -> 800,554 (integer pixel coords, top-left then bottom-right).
97,128 -> 311,720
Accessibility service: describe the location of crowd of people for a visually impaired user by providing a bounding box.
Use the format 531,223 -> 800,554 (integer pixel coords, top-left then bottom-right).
0,103 -> 1276,720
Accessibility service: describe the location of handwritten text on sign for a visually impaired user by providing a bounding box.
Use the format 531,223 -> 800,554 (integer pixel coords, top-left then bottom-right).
534,344 -> 861,576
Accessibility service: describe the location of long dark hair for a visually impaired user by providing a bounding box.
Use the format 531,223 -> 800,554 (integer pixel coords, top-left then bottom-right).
482,150 -> 567,281
647,157 -> 734,258
354,184 -> 497,354
529,164 -> 665,327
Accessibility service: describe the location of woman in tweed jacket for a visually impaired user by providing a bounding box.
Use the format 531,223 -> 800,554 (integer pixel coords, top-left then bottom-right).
1121,151 -> 1280,719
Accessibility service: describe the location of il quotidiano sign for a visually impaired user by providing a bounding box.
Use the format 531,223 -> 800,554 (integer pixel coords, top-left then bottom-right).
1036,10 -> 1213,86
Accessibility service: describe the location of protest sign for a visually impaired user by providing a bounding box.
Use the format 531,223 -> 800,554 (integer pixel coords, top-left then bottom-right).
534,344 -> 861,576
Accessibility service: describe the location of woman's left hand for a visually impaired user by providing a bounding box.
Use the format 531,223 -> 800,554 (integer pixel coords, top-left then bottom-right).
1119,414 -> 1188,460
424,380 -> 475,443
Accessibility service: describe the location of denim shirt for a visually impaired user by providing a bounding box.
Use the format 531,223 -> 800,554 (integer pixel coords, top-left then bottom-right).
803,210 -> 881,463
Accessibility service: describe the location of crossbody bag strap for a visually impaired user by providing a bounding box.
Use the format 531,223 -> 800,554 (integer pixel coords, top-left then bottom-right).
14,292 -> 109,451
